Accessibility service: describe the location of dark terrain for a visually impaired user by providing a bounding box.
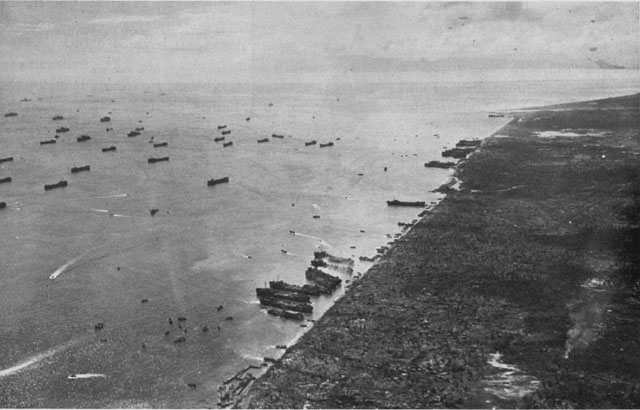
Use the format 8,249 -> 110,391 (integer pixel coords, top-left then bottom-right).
239,93 -> 640,408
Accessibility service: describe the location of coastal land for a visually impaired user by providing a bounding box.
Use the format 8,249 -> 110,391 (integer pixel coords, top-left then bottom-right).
236,93 -> 640,408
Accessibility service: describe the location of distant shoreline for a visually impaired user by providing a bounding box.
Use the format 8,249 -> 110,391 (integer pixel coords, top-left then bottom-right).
239,93 -> 640,408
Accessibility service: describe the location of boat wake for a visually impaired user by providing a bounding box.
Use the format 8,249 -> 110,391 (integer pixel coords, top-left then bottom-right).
91,193 -> 128,199
0,339 -> 83,378
68,373 -> 106,379
49,257 -> 80,280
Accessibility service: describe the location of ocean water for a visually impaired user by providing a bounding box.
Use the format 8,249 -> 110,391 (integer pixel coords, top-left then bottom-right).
0,71 -> 637,407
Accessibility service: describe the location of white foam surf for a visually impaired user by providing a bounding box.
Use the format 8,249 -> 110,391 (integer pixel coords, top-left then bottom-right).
91,193 -> 128,199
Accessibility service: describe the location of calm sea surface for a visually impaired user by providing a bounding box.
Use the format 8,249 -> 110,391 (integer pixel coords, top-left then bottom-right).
0,71 -> 637,407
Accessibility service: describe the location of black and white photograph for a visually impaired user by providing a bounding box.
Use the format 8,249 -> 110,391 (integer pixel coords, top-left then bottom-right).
0,1 -> 639,408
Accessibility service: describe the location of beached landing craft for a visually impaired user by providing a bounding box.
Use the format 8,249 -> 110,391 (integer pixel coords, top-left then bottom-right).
304,140 -> 317,146
267,309 -> 303,321
77,135 -> 91,142
441,147 -> 475,159
217,125 -> 227,130
221,130 -> 231,135
4,112 -> 18,117
425,160 -> 457,169
44,180 -> 68,191
100,116 -> 111,122
207,176 -> 229,186
0,157 -> 13,164
214,136 -> 225,142
52,115 -> 64,121
269,280 -> 323,296
256,288 -> 311,303
319,142 -> 334,148
456,139 -> 482,148
148,157 -> 169,163
257,138 -> 269,143
0,202 -> 6,209
0,177 -> 12,184
40,139 -> 56,145
223,141 -> 233,148
56,126 -> 70,133
271,134 -> 284,139
257,295 -> 313,313
127,131 -> 140,137
71,165 -> 90,174
386,200 -> 426,207
101,146 -> 116,152
153,142 -> 168,148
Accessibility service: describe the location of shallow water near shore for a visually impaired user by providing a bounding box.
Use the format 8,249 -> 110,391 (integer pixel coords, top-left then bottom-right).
0,73 -> 637,407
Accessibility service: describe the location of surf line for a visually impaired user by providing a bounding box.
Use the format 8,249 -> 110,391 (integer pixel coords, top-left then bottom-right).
0,339 -> 82,378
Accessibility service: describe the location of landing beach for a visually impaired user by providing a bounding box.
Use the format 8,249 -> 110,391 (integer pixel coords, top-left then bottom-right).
240,93 -> 640,408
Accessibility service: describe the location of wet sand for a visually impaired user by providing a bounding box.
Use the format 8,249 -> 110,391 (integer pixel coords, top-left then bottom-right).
239,93 -> 640,408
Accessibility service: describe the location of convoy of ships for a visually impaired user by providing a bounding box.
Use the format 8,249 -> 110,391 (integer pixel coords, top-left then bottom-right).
2,106 -> 485,326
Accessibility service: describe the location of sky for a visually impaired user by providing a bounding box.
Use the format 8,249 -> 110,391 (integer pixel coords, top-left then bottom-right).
0,1 -> 638,83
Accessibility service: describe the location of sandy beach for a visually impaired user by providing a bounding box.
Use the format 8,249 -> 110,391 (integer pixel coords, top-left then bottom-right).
240,93 -> 640,408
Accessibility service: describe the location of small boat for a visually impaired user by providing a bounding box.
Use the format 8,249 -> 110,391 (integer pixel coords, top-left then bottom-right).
246,117 -> 251,121
207,176 -> 229,186
77,135 -> 91,142
44,180 -> 68,191
223,141 -> 233,147
386,200 -> 426,207
319,142 -> 334,148
52,115 -> 64,121
127,131 -> 140,137
56,127 -> 70,133
71,165 -> 90,174
101,146 -> 116,152
100,116 -> 111,122
271,134 -> 284,139
257,138 -> 269,143
304,140 -> 317,146
0,157 -> 13,163
221,130 -> 231,135
0,177 -> 12,184
148,157 -> 169,163
488,113 -> 504,118
217,125 -> 227,130
4,112 -> 18,117
153,142 -> 168,148
40,139 -> 56,145
149,209 -> 158,216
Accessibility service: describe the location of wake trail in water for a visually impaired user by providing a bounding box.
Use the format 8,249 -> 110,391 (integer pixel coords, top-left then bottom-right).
68,373 -> 106,379
49,257 -> 80,280
91,193 -> 128,199
0,338 -> 83,378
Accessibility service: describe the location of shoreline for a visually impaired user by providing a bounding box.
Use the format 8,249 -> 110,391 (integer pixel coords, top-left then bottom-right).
215,114 -> 515,407
238,93 -> 640,408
